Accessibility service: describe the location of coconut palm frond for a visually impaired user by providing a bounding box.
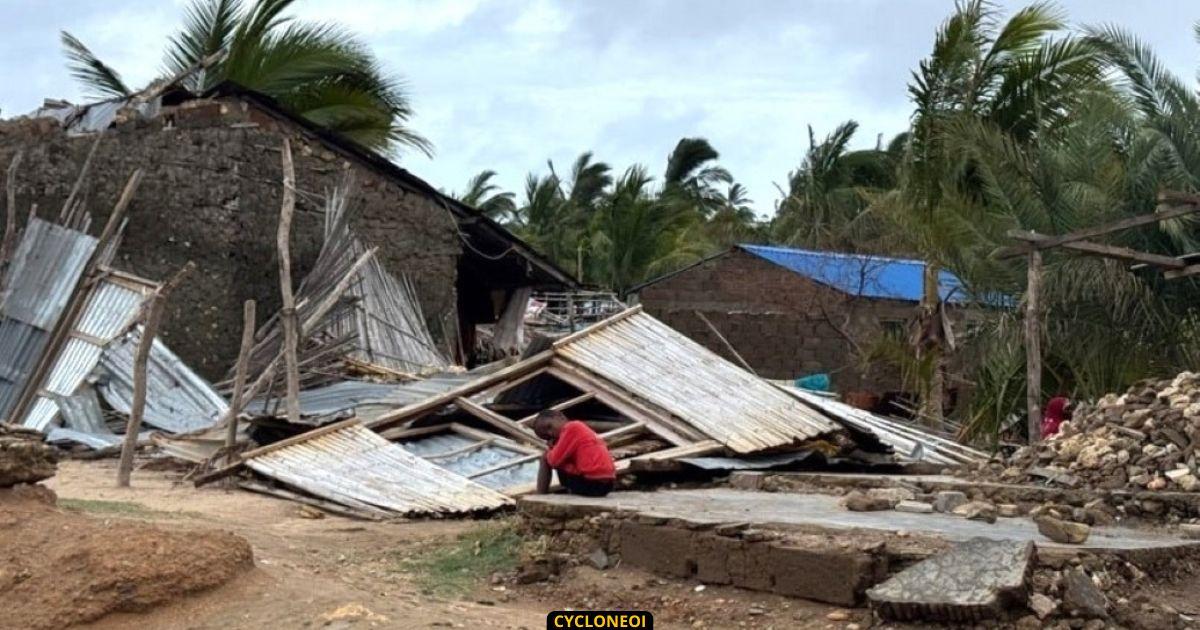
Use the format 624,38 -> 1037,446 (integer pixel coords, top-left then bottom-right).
163,0 -> 240,91
60,31 -> 132,99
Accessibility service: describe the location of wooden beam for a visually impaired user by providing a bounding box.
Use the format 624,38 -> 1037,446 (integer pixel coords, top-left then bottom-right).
454,397 -> 545,448
1025,250 -> 1043,444
998,203 -> 1200,258
376,423 -> 452,441
1164,264 -> 1200,280
1008,231 -> 1186,268
446,423 -> 540,455
426,438 -> 494,461
116,261 -> 194,487
515,392 -> 597,426
363,350 -> 553,431
693,310 -> 757,375
222,299 -> 256,467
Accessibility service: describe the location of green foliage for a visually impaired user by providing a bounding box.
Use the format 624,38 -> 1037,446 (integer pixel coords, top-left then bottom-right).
396,522 -> 522,597
61,0 -> 428,154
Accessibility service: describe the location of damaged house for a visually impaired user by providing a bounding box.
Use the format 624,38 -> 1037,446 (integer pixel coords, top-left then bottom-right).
631,244 -> 980,403
0,82 -> 575,381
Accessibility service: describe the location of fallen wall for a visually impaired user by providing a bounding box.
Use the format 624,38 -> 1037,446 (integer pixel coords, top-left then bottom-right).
0,98 -> 460,379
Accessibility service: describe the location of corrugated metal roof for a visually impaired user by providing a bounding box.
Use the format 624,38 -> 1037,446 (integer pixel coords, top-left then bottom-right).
738,244 -> 968,304
556,310 -> 842,453
400,433 -> 538,493
20,277 -> 153,431
0,219 -> 97,328
0,320 -> 47,415
245,422 -> 511,516
245,374 -> 477,423
96,326 -> 228,433
784,386 -> 987,466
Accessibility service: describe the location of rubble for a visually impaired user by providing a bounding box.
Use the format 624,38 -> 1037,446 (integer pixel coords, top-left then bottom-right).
953,501 -> 999,523
1061,568 -> 1109,619
894,500 -> 934,514
986,372 -> 1200,494
933,490 -> 968,513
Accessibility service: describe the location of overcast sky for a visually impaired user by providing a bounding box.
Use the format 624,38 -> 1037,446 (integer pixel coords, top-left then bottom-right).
1,0 -> 1196,217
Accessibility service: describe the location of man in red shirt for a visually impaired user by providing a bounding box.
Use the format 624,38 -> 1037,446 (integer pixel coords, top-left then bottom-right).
1041,394 -> 1072,440
532,410 -> 616,496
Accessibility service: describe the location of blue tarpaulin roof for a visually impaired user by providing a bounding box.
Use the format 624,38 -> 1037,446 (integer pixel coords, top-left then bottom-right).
738,244 -> 969,304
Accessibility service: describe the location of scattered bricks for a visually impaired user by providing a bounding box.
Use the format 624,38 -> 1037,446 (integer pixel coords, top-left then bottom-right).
767,544 -> 886,606
615,521 -> 695,578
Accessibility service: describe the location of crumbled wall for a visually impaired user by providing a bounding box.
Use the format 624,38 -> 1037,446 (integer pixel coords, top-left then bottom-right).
0,98 -> 460,379
636,249 -> 914,392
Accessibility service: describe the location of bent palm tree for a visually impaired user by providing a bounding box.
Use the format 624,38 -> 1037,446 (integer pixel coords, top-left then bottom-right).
456,170 -> 517,223
61,0 -> 429,154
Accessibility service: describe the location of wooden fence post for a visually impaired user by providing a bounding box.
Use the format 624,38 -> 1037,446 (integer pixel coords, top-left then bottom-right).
1025,249 -> 1043,443
277,139 -> 301,426
116,261 -> 195,487
222,299 -> 257,467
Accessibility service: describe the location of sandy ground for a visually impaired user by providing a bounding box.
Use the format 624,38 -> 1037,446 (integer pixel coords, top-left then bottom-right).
46,460 -> 859,630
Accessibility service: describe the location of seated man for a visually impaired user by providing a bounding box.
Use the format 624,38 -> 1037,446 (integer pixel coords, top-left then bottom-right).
532,410 -> 615,496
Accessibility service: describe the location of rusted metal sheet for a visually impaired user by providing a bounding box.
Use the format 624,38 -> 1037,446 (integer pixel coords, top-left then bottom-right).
555,308 -> 842,454
244,422 -> 511,516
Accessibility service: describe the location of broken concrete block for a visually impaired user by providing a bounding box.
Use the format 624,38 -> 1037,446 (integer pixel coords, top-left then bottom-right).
997,504 -> 1020,518
1035,516 -> 1091,544
933,491 -> 968,513
953,501 -> 998,524
866,538 -> 1033,623
894,500 -> 934,514
1062,568 -> 1108,618
1028,592 -> 1058,619
841,490 -> 893,512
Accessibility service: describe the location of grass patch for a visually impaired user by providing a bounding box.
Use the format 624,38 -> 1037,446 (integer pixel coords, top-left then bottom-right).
58,498 -> 201,520
397,520 -> 522,597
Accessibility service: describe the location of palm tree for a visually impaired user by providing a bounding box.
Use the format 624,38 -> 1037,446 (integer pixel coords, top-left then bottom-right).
455,170 -> 517,223
706,183 -> 765,249
60,0 -> 429,154
880,0 -> 1104,426
772,121 -> 899,251
662,138 -> 731,218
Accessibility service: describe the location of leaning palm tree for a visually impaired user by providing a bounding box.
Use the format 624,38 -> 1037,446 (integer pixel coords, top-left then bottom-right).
60,0 -> 429,154
662,138 -> 731,218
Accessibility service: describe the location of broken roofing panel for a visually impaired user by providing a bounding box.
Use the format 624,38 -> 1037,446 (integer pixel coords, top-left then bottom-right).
243,373 -> 481,424
554,307 -> 843,454
96,326 -> 228,434
400,432 -> 539,493
21,276 -> 155,430
0,219 -> 97,421
243,422 -> 512,517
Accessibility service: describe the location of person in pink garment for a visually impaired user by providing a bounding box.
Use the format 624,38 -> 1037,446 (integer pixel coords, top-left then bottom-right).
1041,394 -> 1071,439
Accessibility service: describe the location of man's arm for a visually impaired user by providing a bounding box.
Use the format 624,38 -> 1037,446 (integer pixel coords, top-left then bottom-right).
536,456 -> 552,494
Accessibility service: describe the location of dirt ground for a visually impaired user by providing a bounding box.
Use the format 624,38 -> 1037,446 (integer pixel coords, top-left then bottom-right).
39,459 -> 861,630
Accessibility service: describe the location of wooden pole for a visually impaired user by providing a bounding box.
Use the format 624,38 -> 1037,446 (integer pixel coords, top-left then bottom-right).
116,261 -> 194,487
693,310 -> 756,375
277,139 -> 301,425
222,299 -> 256,466
1025,249 -> 1043,443
1,149 -> 24,284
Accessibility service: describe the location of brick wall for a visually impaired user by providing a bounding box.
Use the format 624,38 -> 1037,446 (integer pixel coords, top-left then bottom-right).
637,249 -> 915,393
0,97 -> 460,379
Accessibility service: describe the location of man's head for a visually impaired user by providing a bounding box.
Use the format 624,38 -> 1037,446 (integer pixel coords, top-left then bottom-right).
532,409 -> 569,441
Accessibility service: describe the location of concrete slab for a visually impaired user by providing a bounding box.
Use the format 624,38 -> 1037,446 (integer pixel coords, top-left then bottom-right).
867,538 -> 1033,622
522,488 -> 1198,552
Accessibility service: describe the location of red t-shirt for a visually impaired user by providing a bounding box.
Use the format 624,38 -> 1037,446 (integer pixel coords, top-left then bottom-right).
1041,396 -> 1070,439
544,420 -> 615,480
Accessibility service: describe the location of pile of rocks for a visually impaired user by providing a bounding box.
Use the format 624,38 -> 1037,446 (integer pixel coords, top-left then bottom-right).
994,372 -> 1200,493
0,423 -> 56,487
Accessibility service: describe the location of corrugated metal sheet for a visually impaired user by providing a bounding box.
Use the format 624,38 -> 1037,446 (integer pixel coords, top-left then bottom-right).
20,277 -> 152,431
0,321 -> 47,413
679,451 -> 819,470
739,244 -> 968,304
784,387 -> 987,466
245,374 -> 481,423
401,433 -> 538,492
0,219 -> 97,328
557,310 -> 842,454
33,97 -> 160,135
96,326 -> 228,433
57,386 -> 109,434
245,422 -> 511,516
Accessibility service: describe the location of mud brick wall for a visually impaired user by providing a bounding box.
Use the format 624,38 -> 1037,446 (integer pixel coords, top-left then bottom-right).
0,98 -> 459,379
636,249 -> 913,393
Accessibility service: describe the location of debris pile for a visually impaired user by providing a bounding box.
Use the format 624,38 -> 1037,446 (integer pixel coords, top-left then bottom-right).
985,372 -> 1200,493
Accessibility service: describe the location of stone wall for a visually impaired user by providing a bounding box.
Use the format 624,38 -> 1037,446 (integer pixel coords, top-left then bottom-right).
0,97 -> 460,379
637,249 -> 914,392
